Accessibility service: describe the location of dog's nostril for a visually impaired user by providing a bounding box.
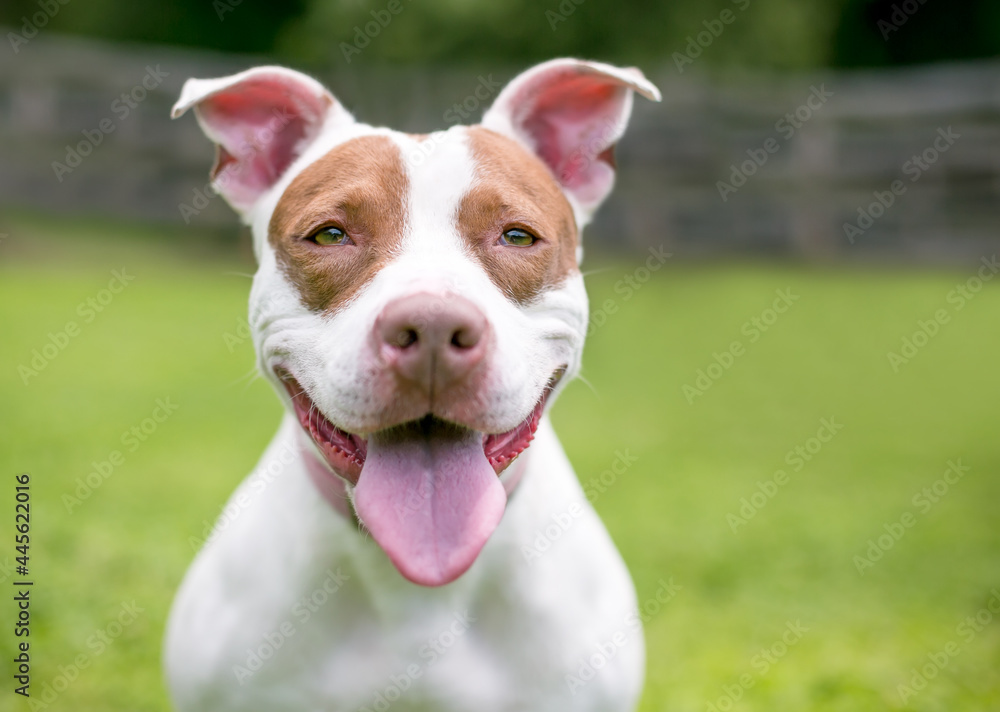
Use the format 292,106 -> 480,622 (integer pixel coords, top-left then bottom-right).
450,327 -> 478,349
395,328 -> 419,348
377,293 -> 487,371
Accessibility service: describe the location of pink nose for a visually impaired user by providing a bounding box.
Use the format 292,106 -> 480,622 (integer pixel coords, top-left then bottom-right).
375,293 -> 489,390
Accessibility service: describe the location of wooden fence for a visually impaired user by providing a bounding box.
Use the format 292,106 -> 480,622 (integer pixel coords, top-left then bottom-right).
2,30 -> 998,261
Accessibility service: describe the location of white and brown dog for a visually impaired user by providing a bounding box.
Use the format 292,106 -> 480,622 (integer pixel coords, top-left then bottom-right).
165,59 -> 660,711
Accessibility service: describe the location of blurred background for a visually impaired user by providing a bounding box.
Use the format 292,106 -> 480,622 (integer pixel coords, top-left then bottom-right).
2,0 -> 1000,255
1,1 -> 998,711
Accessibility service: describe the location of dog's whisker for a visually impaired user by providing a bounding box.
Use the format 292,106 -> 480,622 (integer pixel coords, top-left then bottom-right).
237,369 -> 263,392
226,372 -> 253,388
575,373 -> 600,399
225,367 -> 259,390
581,266 -> 613,278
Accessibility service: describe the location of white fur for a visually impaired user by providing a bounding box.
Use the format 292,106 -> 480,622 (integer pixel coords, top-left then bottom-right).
166,416 -> 643,711
481,58 -> 661,230
166,62 -> 650,712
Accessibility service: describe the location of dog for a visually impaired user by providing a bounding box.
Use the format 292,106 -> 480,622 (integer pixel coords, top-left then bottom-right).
164,58 -> 660,712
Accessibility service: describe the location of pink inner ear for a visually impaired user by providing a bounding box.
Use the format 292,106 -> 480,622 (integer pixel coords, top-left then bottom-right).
515,73 -> 628,205
198,78 -> 328,210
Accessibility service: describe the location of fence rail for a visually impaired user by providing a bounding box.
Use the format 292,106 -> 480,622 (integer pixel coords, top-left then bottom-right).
2,30 -> 999,261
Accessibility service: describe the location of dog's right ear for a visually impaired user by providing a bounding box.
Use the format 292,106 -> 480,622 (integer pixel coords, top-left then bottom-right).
171,66 -> 352,216
482,59 -> 660,227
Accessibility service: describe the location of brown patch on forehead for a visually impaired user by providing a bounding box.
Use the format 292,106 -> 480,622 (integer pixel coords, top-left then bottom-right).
458,126 -> 578,305
268,135 -> 408,313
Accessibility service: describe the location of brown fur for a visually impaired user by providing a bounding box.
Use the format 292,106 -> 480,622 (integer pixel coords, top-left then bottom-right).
270,129 -> 578,313
458,127 -> 579,305
268,135 -> 409,313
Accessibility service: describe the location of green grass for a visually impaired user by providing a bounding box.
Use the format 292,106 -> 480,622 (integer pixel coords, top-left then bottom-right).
1,221 -> 999,711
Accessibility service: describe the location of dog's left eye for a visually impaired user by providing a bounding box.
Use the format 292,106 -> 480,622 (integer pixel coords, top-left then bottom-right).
309,226 -> 352,246
498,228 -> 537,247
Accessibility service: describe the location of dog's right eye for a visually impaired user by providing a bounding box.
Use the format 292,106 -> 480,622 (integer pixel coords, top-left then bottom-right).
498,228 -> 537,248
308,226 -> 352,246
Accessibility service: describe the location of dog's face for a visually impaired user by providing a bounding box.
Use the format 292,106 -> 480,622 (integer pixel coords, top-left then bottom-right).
173,60 -> 659,586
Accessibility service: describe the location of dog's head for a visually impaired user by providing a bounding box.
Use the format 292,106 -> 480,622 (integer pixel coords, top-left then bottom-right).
173,59 -> 659,586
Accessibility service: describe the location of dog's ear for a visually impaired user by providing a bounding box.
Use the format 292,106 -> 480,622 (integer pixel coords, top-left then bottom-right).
171,66 -> 351,216
482,58 -> 660,224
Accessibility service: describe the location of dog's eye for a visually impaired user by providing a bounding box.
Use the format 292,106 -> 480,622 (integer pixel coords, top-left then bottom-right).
498,228 -> 537,248
309,226 -> 351,246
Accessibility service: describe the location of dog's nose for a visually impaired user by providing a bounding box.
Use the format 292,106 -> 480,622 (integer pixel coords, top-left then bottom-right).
376,293 -> 489,389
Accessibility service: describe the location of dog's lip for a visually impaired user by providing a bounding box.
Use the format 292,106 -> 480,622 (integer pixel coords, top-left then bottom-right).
483,367 -> 564,469
274,366 -> 565,484
276,368 -> 367,484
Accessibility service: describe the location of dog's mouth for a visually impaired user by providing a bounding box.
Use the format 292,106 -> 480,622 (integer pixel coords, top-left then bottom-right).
277,370 -> 561,483
275,367 -> 563,587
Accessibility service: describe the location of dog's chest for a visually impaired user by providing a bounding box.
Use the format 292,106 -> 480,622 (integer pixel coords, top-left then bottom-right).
197,534 -> 627,711
240,582 -> 548,710
167,421 -> 643,712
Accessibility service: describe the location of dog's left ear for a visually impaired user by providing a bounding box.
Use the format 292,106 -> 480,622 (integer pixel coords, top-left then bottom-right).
482,58 -> 660,225
171,66 -> 352,217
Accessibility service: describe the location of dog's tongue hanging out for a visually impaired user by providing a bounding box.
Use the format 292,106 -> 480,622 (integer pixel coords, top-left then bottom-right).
352,417 -> 507,587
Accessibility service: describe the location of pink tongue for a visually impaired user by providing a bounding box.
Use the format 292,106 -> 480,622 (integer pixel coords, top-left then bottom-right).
353,418 -> 507,587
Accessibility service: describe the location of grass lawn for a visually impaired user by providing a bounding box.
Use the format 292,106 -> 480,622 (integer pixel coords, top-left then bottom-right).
1,219 -> 998,711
